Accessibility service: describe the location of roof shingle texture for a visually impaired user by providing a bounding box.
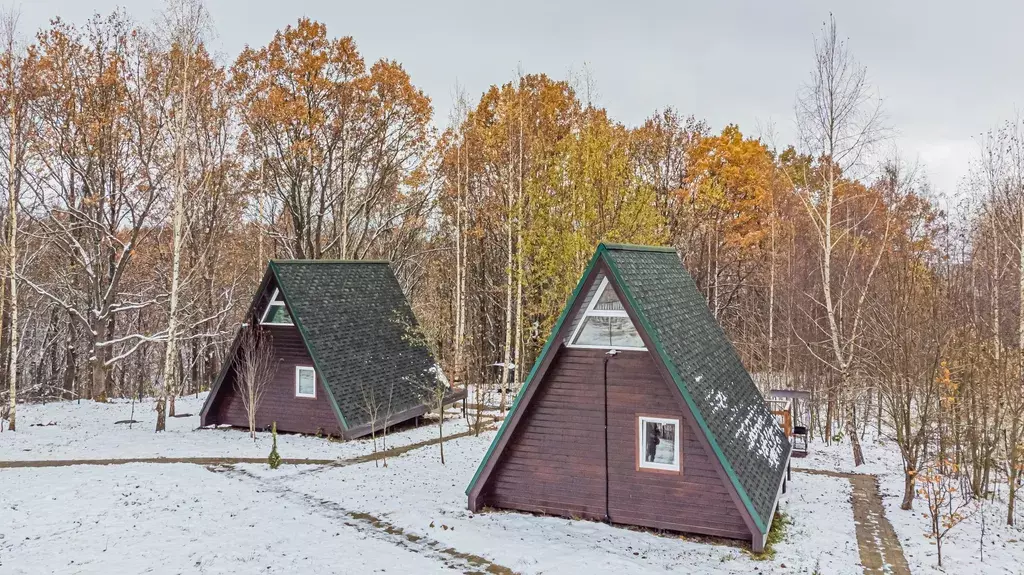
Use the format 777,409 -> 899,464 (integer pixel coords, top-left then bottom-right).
271,261 -> 440,429
604,246 -> 790,531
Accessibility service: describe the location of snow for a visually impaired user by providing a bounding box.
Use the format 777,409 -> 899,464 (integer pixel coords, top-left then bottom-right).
0,393 -> 471,462
236,431 -> 862,574
0,463 -> 442,574
652,437 -> 676,464
793,433 -> 1024,574
0,397 -> 875,574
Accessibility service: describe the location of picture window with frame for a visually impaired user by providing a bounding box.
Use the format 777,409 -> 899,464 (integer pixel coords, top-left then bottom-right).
638,416 -> 680,472
295,366 -> 316,398
260,288 -> 294,326
568,277 -> 646,350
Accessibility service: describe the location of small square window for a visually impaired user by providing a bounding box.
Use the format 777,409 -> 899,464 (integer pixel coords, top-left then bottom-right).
639,416 -> 680,472
295,366 -> 316,398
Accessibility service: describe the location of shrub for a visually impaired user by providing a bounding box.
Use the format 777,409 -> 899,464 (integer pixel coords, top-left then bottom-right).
268,421 -> 282,470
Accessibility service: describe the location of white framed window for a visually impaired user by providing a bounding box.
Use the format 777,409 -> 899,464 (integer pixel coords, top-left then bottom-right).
295,366 -> 316,398
638,416 -> 680,472
567,277 -> 646,350
260,288 -> 294,326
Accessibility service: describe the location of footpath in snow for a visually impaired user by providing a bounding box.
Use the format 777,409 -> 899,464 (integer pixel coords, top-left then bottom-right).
793,433 -> 1024,574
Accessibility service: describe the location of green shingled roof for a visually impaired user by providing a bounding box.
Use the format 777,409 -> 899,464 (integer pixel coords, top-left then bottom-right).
467,243 -> 789,534
266,261 -> 443,432
602,245 -> 789,533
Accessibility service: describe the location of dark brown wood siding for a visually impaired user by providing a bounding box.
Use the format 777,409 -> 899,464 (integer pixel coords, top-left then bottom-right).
480,346 -> 750,540
206,324 -> 343,436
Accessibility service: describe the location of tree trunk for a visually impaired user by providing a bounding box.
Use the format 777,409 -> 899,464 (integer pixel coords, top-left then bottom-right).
91,355 -> 108,402
1009,416 -> 1020,526
158,32 -> 191,432
63,316 -> 76,399
847,400 -> 865,466
6,94 -> 18,432
500,160 -> 514,412
438,408 -> 445,465
900,468 -> 916,510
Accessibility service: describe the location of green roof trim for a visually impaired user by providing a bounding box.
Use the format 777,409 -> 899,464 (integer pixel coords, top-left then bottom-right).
465,246 -> 606,496
269,261 -> 350,430
602,251 -> 767,534
271,259 -> 391,265
597,243 -> 677,253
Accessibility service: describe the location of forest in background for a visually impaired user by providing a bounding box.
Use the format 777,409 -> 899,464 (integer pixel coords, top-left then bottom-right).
1,1 -> 1023,528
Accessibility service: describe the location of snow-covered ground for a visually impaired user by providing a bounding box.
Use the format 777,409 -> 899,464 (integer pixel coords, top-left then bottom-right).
242,436 -> 862,575
1,462 -> 446,575
0,393 -> 471,462
0,397 -> 866,574
793,433 -> 1024,574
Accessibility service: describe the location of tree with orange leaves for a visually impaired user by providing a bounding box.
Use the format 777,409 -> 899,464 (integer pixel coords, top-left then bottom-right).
684,124 -> 776,320
232,18 -> 432,264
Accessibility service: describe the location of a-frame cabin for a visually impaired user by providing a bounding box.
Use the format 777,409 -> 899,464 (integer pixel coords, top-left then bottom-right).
466,244 -> 791,551
201,260 -> 463,439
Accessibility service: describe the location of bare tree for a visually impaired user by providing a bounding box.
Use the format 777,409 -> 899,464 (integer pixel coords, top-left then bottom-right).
154,0 -> 211,431
918,458 -> 977,567
379,381 -> 396,467
450,84 -> 469,395
0,7 -> 31,431
359,380 -> 384,466
24,13 -> 167,401
234,324 -> 276,440
793,14 -> 888,466
419,365 -> 451,464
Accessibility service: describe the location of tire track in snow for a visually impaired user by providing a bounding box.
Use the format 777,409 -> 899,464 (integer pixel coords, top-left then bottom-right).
212,464 -> 515,575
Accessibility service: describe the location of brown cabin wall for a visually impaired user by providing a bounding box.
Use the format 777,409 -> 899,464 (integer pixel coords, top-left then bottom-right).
206,324 -> 343,436
480,347 -> 750,540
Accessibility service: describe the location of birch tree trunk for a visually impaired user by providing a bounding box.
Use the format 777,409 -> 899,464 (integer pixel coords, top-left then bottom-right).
454,130 -> 466,389
794,16 -> 885,467
500,178 -> 514,413
6,89 -> 17,432
513,91 -> 524,395
157,0 -> 206,430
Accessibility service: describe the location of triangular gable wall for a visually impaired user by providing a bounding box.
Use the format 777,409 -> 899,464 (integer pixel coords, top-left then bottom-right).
200,266 -> 347,431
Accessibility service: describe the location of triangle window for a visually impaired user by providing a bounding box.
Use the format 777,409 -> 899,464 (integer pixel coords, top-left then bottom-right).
260,288 -> 294,326
568,277 -> 646,350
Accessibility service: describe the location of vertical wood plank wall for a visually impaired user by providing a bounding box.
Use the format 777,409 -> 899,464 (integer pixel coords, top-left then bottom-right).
207,324 -> 343,436
480,347 -> 750,540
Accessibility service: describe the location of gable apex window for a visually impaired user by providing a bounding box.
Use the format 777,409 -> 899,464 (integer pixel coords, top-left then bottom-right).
295,366 -> 316,398
568,277 -> 646,350
260,288 -> 294,326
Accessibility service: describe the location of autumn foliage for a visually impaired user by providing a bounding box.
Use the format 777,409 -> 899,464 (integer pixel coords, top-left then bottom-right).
1,9 -> 1023,557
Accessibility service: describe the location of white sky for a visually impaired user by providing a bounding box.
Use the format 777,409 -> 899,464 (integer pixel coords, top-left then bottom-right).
15,0 -> 1024,197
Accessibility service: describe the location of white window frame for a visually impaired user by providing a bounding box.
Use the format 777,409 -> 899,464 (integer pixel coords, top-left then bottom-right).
295,366 -> 317,399
260,288 -> 294,326
638,415 -> 681,472
566,277 -> 647,350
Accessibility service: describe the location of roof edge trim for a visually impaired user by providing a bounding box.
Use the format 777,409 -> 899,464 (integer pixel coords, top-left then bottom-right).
465,245 -> 608,496
599,242 -> 677,253
270,259 -> 391,265
268,261 -> 351,430
602,251 -> 769,534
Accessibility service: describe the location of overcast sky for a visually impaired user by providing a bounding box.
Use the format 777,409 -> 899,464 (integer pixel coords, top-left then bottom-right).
16,0 -> 1024,197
